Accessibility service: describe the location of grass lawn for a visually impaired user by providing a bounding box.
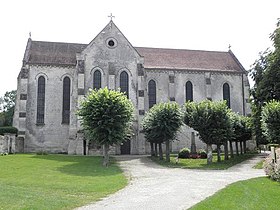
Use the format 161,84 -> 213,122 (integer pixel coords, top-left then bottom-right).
0,154 -> 127,210
151,153 -> 257,170
189,177 -> 280,210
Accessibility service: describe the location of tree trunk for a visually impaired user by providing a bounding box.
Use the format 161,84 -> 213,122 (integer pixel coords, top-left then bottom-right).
240,141 -> 243,155
165,140 -> 170,162
217,145 -> 221,162
224,141 -> 229,160
103,144 -> 109,167
229,140 -> 234,158
235,141 -> 239,156
243,141 -> 247,153
155,143 -> 158,157
207,144 -> 213,164
150,142 -> 155,156
159,143 -> 163,160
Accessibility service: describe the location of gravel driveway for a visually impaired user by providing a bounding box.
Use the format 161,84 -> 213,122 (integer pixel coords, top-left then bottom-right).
77,155 -> 265,210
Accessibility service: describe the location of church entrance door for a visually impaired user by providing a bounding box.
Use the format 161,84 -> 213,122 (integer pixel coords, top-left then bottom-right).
120,140 -> 131,154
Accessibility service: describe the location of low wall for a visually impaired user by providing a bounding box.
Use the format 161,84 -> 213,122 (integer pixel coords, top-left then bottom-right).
0,134 -> 24,154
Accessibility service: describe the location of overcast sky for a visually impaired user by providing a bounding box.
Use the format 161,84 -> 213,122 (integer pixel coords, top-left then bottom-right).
0,0 -> 279,97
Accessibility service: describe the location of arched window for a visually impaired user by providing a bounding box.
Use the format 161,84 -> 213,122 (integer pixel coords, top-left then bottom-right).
148,80 -> 156,108
93,70 -> 101,89
36,76 -> 45,124
120,71 -> 129,98
62,77 -> 71,124
223,83 -> 230,108
186,81 -> 193,102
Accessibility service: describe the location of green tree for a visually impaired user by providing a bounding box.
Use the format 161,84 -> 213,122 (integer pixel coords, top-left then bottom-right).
250,19 -> 280,146
261,100 -> 280,145
77,87 -> 134,166
142,102 -> 183,162
0,90 -> 17,126
231,113 -> 252,155
184,100 -> 233,164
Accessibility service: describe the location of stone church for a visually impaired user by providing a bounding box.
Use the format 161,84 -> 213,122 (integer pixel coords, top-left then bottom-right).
13,20 -> 251,155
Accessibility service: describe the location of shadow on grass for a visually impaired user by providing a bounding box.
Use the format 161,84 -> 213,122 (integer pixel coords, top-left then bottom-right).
32,154 -> 123,177
148,153 -> 258,170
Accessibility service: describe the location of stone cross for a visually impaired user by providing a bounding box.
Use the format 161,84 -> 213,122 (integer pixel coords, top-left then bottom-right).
108,13 -> 115,21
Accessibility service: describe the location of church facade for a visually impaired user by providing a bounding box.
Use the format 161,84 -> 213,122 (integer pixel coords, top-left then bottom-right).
13,21 -> 251,155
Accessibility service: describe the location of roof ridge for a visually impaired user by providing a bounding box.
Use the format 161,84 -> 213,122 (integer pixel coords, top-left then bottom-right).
31,40 -> 87,46
135,46 -> 228,54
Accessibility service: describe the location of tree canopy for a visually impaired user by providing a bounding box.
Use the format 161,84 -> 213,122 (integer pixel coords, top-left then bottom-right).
261,100 -> 280,144
77,87 -> 134,166
0,90 -> 16,126
142,102 -> 183,162
184,100 -> 232,164
250,19 -> 280,145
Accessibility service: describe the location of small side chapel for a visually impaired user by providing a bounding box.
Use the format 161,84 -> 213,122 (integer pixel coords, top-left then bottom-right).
13,19 -> 251,155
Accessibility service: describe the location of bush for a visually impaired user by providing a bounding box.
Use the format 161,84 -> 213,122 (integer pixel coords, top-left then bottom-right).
198,149 -> 207,159
0,126 -> 18,135
263,148 -> 280,182
178,148 -> 190,159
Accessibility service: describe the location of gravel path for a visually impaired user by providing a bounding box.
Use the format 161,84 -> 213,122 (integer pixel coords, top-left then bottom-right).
77,154 -> 266,210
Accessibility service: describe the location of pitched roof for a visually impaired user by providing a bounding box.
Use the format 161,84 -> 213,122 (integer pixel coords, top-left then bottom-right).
135,47 -> 244,72
24,40 -> 245,72
26,40 -> 87,66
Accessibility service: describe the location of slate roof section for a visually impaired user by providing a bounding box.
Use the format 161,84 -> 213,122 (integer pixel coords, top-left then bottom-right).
26,40 -> 87,66
24,40 -> 245,72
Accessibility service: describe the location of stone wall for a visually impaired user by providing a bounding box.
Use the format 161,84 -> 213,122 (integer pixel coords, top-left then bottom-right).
0,134 -> 18,154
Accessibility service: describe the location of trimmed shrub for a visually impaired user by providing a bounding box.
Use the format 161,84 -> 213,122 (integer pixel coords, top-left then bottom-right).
198,149 -> 207,159
0,127 -> 18,135
263,148 -> 280,182
178,148 -> 190,159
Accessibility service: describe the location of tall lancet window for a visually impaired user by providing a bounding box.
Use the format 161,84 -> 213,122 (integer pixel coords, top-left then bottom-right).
93,70 -> 101,89
148,80 -> 156,108
62,77 -> 71,124
223,83 -> 230,108
36,76 -> 45,124
186,81 -> 193,102
120,71 -> 129,98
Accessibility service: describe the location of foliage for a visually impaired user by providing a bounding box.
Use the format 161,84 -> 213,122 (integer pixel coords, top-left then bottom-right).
77,87 -> 134,166
0,154 -> 127,210
261,100 -> 280,144
0,90 -> 17,126
142,102 -> 183,162
142,102 -> 183,144
178,148 -> 190,158
251,103 -> 268,145
198,149 -> 207,159
250,20 -> 280,145
151,153 -> 256,170
184,100 -> 233,163
184,100 -> 232,146
263,148 -> 280,182
230,113 -> 252,142
189,177 -> 280,210
0,126 -> 18,135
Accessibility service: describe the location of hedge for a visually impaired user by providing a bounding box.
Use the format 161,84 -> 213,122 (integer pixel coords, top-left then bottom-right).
0,127 -> 18,135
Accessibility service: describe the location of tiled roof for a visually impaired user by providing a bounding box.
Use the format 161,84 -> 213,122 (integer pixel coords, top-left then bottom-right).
25,40 -> 244,72
135,47 -> 244,72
